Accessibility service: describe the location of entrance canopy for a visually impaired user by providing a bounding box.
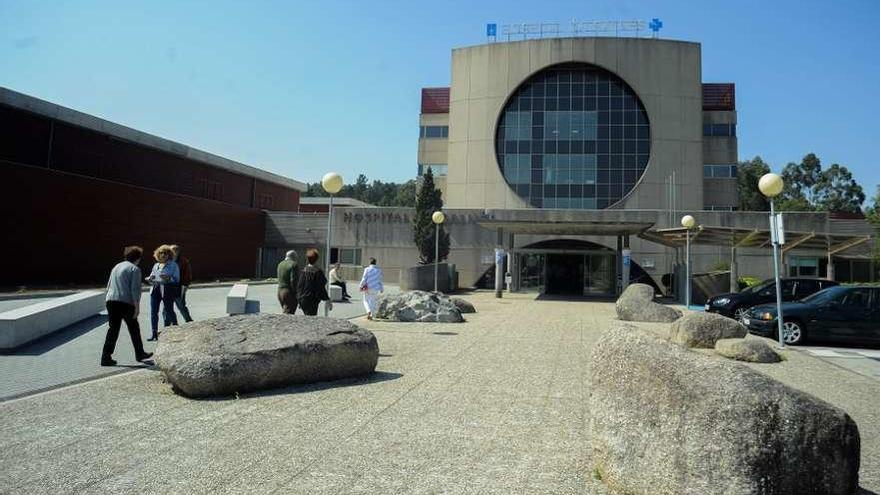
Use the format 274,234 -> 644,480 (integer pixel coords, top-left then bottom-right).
476,209 -> 656,236
640,226 -> 871,254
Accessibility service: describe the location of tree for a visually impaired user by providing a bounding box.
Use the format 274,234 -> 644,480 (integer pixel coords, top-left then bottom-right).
814,163 -> 865,213
737,156 -> 771,211
412,168 -> 450,264
301,175 -> 416,207
774,153 -> 865,213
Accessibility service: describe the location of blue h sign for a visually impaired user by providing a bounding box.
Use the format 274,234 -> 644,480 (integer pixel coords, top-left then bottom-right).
487,23 -> 497,37
649,18 -> 663,32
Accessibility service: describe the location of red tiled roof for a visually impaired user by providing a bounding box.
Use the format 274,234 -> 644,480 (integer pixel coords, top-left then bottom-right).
702,83 -> 735,111
421,87 -> 450,114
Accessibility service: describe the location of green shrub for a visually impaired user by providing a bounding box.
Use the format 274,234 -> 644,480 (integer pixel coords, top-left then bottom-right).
737,276 -> 762,291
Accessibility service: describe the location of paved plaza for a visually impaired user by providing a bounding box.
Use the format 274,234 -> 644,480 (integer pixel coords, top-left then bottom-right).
1,292 -> 878,494
0,283 -> 395,401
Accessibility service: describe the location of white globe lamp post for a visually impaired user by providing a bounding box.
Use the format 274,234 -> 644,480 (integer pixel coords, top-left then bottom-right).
432,211 -> 446,292
321,172 -> 343,316
759,173 -> 786,348
681,215 -> 696,308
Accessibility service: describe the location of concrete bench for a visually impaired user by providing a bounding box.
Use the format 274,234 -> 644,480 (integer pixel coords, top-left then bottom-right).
227,284 -> 248,315
329,284 -> 344,302
0,290 -> 106,350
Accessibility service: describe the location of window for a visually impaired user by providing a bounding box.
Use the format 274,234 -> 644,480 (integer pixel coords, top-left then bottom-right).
420,126 -> 448,139
703,164 -> 738,178
330,247 -> 362,265
789,257 -> 819,278
703,123 -> 737,137
495,62 -> 651,210
794,279 -> 820,298
418,164 -> 448,176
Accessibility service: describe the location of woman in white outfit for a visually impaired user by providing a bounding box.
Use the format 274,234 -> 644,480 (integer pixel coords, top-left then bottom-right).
359,258 -> 384,320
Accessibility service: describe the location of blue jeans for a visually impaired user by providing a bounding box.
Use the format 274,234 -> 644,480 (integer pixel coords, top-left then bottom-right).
150,286 -> 178,335
174,286 -> 193,322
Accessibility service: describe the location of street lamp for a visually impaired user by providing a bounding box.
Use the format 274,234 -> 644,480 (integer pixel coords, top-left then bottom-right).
681,214 -> 696,308
432,210 -> 446,292
321,172 -> 344,316
759,172 -> 786,348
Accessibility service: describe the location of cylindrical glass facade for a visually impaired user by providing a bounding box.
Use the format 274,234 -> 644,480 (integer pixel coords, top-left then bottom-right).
495,63 -> 651,209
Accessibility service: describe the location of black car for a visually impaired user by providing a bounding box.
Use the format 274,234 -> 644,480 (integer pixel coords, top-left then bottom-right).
705,278 -> 839,322
744,285 -> 880,346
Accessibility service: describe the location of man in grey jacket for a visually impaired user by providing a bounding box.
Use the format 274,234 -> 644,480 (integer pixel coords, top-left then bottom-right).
102,246 -> 153,366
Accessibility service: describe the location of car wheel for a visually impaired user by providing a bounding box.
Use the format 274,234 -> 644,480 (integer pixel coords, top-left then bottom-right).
781,320 -> 806,345
733,306 -> 749,324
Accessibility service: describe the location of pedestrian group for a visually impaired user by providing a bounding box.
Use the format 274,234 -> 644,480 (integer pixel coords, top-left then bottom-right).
102,244 -> 383,366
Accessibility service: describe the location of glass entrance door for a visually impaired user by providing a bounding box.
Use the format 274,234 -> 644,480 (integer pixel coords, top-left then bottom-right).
585,254 -> 614,295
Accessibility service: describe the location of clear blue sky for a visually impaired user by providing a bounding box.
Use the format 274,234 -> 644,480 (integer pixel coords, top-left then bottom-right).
1,0 -> 878,197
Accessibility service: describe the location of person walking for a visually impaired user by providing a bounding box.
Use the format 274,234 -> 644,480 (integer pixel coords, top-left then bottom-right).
359,258 -> 384,320
169,244 -> 193,322
329,262 -> 350,300
296,248 -> 332,316
146,245 -> 179,341
276,250 -> 299,314
102,246 -> 153,366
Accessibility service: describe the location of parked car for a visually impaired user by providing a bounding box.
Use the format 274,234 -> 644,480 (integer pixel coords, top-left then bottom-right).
744,285 -> 880,345
704,278 -> 838,322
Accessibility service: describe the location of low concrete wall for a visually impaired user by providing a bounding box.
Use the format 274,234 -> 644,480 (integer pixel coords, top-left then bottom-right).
0,290 -> 105,350
399,263 -> 453,293
227,284 -> 248,315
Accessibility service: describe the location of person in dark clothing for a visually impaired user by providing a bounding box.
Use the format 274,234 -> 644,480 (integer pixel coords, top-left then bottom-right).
277,250 -> 299,314
296,248 -> 332,316
102,246 -> 153,366
170,244 -> 194,322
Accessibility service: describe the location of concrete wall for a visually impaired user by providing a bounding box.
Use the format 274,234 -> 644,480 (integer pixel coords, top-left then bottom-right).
444,37 -> 704,212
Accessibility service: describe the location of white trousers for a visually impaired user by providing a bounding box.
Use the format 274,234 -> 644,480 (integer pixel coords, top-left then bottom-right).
363,290 -> 379,315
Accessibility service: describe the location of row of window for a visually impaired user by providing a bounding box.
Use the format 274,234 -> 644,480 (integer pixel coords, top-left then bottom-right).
419,126 -> 449,139
330,247 -> 362,266
703,124 -> 736,137
506,95 -> 646,112
500,139 -> 650,154
703,164 -> 738,178
501,111 -> 649,141
418,164 -> 448,176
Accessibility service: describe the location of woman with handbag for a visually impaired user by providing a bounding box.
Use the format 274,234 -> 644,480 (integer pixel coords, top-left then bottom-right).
359,258 -> 383,320
146,245 -> 180,341
296,248 -> 332,316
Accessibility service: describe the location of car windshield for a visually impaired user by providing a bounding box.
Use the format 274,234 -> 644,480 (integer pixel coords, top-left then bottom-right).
800,286 -> 846,304
741,279 -> 773,294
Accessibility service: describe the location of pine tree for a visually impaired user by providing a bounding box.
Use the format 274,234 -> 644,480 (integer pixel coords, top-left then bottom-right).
412,169 -> 450,264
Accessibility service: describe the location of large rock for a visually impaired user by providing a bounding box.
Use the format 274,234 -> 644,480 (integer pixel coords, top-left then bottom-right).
715,337 -> 781,363
154,314 -> 379,398
615,283 -> 681,323
669,311 -> 747,348
375,291 -> 464,323
450,297 -> 476,314
590,325 -> 860,495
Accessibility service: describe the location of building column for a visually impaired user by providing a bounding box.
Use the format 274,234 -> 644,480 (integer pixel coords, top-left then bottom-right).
495,228 -> 504,298
827,252 -> 835,281
729,246 -> 738,293
616,235 -> 623,295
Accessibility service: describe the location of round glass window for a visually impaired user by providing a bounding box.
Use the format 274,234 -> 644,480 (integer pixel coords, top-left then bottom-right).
495,63 -> 650,209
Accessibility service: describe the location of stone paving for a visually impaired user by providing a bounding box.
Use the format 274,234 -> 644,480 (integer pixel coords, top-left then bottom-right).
0,283 -> 391,400
0,292 -> 878,494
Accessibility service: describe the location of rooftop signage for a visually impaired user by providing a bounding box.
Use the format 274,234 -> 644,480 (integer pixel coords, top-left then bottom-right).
486,18 -> 663,41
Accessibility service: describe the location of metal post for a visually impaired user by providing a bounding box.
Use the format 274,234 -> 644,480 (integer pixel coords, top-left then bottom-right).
434,222 -> 439,293
770,199 -> 785,348
324,195 -> 333,317
685,229 -> 691,308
